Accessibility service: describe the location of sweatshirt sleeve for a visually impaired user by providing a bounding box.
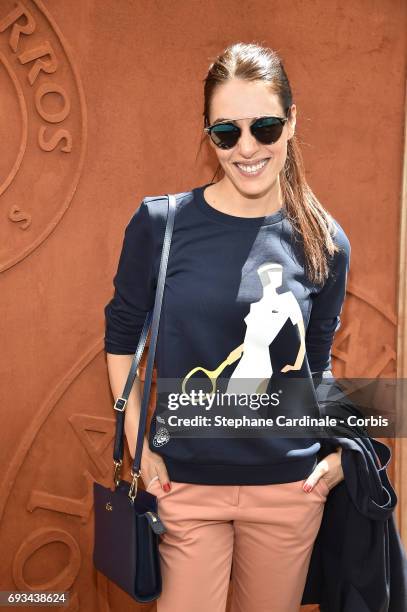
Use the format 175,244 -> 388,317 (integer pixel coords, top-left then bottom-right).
306,223 -> 351,373
104,201 -> 155,354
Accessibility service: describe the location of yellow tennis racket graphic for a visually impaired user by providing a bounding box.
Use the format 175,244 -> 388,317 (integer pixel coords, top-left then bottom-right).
181,343 -> 244,395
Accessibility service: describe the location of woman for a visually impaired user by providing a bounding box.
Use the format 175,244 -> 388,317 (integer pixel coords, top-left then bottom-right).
104,42 -> 350,612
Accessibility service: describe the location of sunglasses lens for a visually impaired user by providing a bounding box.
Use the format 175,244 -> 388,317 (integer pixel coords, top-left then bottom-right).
252,117 -> 284,144
210,123 -> 240,149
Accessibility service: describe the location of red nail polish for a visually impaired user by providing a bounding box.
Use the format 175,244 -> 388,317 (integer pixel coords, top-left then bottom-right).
163,483 -> 171,492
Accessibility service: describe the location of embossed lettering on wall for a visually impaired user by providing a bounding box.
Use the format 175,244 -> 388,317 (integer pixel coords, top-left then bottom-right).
0,0 -> 87,272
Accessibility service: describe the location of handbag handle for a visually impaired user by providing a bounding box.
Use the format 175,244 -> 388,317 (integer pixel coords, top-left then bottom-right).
111,193 -> 177,502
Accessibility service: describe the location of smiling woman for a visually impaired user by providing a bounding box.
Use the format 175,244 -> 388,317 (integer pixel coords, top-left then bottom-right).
104,41 -> 352,612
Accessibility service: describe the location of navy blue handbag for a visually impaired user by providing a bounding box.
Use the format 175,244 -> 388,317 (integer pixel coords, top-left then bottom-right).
93,194 -> 177,602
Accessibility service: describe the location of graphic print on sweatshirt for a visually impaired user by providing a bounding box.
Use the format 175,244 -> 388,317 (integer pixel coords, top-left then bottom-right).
181,262 -> 305,397
105,186 -> 350,482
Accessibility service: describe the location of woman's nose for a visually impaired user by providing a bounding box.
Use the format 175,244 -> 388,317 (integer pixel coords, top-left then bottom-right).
237,125 -> 260,156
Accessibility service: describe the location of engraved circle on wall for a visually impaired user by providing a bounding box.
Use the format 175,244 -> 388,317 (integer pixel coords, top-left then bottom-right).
0,0 -> 87,272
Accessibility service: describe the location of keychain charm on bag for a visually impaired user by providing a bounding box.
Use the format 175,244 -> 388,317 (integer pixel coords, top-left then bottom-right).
93,194 -> 177,603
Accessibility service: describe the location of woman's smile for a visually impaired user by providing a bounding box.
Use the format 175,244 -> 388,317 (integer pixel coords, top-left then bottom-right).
233,157 -> 271,177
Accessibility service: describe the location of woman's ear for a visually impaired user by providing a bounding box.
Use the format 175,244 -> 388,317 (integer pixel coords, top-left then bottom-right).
287,104 -> 297,140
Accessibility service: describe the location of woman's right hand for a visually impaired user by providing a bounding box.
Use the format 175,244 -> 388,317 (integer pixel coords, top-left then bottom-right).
141,445 -> 171,492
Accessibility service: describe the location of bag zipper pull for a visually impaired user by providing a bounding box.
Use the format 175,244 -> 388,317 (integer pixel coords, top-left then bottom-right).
145,510 -> 167,534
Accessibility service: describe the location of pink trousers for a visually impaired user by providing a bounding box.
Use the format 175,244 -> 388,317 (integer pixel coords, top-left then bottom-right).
145,475 -> 329,612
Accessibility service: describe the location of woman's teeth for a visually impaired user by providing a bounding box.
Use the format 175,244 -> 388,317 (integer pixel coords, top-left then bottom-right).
234,158 -> 269,176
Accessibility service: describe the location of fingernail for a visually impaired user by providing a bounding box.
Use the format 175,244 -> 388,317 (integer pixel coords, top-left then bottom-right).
163,483 -> 171,492
303,482 -> 312,493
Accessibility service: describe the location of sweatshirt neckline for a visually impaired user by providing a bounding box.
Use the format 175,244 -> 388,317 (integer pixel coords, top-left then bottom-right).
193,182 -> 286,227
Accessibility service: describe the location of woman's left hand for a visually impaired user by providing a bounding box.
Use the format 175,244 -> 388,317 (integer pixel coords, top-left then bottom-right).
303,446 -> 344,493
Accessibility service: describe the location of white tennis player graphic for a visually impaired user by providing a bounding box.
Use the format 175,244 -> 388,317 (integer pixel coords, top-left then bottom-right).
181,262 -> 306,396
227,262 -> 305,395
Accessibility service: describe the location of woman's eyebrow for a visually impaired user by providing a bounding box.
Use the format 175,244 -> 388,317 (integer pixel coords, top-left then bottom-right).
212,115 -> 265,124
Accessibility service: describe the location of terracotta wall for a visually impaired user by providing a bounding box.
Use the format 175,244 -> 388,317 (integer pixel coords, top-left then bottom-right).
1,1 -> 406,610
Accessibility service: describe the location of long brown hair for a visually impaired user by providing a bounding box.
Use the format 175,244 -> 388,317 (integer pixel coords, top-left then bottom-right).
197,42 -> 339,286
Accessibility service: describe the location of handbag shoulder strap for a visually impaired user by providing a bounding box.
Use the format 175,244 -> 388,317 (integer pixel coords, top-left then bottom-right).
112,193 -> 177,489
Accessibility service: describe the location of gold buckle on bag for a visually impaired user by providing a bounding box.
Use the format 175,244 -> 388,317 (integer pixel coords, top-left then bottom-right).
128,469 -> 142,503
113,459 -> 122,487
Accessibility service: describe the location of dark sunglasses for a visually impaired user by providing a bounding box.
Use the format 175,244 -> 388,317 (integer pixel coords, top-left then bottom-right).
204,113 -> 290,150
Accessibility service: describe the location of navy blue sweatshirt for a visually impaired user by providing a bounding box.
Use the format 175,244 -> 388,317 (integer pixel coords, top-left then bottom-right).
104,182 -> 351,485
